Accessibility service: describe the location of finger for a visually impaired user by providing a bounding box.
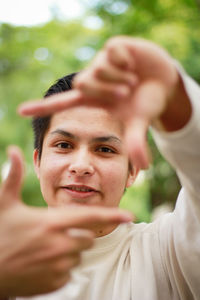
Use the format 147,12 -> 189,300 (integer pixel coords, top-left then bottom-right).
17,90 -> 83,117
65,229 -> 94,252
50,273 -> 71,292
132,80 -> 167,120
125,117 -> 150,169
88,50 -> 138,87
125,81 -> 167,169
75,72 -> 130,103
67,228 -> 94,239
1,146 -> 24,201
106,37 -> 136,71
94,63 -> 138,87
59,253 -> 81,270
48,206 -> 133,231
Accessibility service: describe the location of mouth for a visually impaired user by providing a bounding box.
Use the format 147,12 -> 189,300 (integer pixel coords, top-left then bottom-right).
62,184 -> 99,199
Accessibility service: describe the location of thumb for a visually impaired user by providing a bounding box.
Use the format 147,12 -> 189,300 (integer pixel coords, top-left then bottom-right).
125,80 -> 167,169
125,117 -> 150,169
1,146 -> 24,203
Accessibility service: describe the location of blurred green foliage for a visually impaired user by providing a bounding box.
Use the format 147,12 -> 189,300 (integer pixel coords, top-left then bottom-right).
0,0 -> 200,221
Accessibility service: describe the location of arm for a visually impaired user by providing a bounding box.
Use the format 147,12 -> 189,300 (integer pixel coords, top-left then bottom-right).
153,70 -> 200,297
0,146 -> 132,298
17,36 -> 200,296
73,36 -> 200,296
17,37 -> 191,167
73,36 -> 193,168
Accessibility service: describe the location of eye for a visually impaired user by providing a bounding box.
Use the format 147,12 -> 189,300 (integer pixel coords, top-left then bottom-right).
56,142 -> 72,149
96,146 -> 115,153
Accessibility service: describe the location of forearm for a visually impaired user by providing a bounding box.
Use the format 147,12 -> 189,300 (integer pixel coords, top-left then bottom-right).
155,66 -> 192,132
156,72 -> 200,295
152,68 -> 200,195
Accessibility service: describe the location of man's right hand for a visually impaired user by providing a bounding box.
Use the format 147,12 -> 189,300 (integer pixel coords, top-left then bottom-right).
0,146 -> 132,298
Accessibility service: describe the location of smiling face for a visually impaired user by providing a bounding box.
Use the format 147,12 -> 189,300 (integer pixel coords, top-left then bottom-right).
34,105 -> 137,209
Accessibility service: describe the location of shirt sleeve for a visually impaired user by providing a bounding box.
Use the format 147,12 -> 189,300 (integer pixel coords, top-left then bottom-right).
152,65 -> 200,299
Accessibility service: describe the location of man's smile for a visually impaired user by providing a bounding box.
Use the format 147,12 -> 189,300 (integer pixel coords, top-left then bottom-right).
61,184 -> 100,199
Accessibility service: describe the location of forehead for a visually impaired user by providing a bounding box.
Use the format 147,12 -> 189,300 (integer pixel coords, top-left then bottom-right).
48,105 -> 124,137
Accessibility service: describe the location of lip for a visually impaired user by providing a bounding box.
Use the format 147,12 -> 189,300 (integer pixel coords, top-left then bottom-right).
61,184 -> 99,199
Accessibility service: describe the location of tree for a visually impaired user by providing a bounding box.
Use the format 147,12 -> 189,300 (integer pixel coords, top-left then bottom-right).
0,0 -> 199,220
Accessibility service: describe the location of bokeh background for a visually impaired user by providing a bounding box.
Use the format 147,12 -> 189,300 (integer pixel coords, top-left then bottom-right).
0,0 -> 200,222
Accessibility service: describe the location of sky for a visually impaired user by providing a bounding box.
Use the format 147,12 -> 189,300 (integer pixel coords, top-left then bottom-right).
0,0 -> 86,26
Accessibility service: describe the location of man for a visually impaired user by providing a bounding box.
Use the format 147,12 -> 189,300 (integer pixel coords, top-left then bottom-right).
0,86 -> 131,299
17,36 -> 200,299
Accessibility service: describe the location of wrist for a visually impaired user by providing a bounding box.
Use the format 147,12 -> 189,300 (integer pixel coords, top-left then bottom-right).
155,72 -> 192,132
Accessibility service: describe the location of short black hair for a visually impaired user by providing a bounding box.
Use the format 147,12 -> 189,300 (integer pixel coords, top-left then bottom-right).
32,72 -> 77,159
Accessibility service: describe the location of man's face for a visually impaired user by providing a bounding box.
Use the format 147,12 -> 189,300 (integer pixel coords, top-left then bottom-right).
34,106 -> 137,208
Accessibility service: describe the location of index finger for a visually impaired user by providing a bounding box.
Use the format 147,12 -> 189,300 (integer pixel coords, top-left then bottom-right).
17,90 -> 83,117
47,206 -> 133,231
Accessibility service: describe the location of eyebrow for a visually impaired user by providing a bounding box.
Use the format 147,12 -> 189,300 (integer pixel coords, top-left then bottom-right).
51,129 -> 76,139
92,136 -> 122,144
50,129 -> 122,144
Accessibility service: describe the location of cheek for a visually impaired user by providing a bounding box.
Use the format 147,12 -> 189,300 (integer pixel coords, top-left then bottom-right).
39,153 -> 64,187
39,154 -> 66,205
101,160 -> 129,190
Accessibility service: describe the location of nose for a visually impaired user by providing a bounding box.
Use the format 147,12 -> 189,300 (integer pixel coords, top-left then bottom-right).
68,148 -> 94,177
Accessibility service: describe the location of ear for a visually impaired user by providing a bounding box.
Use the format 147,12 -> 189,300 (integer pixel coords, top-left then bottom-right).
126,165 -> 140,188
33,149 -> 40,179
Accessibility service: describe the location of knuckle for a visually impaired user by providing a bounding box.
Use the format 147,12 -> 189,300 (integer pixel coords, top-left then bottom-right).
76,236 -> 94,251
62,254 -> 81,271
43,222 -> 53,233
44,237 -> 70,259
76,80 -> 86,90
94,67 -> 104,78
73,74 -> 82,88
105,37 -> 119,49
58,239 -> 80,255
50,273 -> 71,291
41,216 -> 56,233
56,273 -> 71,289
73,72 -> 88,89
105,36 -> 126,53
56,238 -> 76,256
82,238 -> 94,250
54,262 -> 66,275
68,253 -> 81,267
86,212 -> 100,223
52,255 -> 79,275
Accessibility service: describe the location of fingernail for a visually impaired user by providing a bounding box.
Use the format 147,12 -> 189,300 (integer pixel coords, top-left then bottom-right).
120,212 -> 133,222
67,228 -> 94,239
17,104 -> 30,115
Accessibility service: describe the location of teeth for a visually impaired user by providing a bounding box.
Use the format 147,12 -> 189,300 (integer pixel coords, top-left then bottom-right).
67,186 -> 93,192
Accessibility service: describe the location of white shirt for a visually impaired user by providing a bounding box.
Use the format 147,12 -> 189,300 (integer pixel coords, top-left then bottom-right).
16,67 -> 200,300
